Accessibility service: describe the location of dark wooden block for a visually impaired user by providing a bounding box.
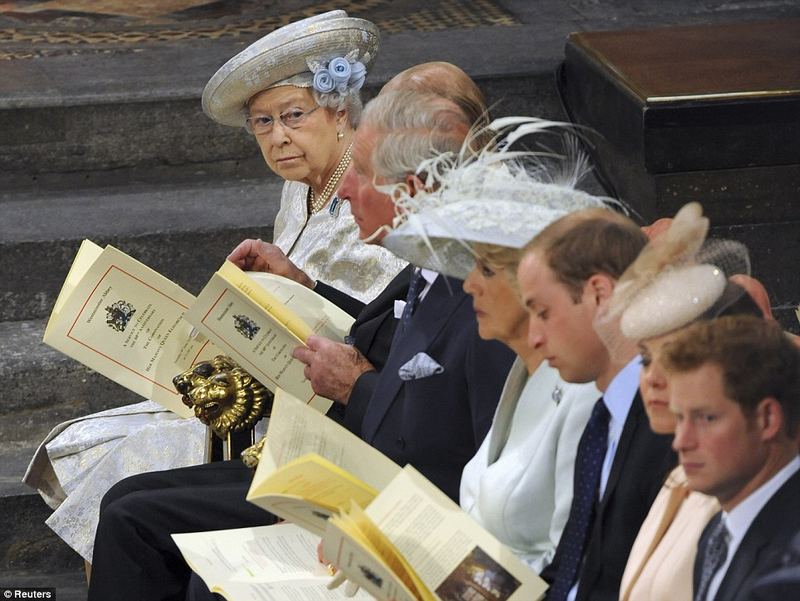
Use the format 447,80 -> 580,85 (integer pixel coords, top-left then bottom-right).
560,18 -> 800,220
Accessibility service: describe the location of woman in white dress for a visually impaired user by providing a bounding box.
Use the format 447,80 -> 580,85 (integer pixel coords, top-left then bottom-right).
24,10 -> 407,564
381,121 -> 615,571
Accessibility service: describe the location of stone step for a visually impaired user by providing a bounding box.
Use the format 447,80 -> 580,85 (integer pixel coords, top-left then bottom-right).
0,154 -> 270,198
0,317 -> 143,515
1,166 -> 284,322
0,318 -> 139,423
0,496 -> 86,597
0,491 -> 85,574
0,15 -> 569,179
0,70 -> 564,181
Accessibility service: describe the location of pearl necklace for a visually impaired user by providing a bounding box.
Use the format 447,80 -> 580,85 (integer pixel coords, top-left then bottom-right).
308,143 -> 353,215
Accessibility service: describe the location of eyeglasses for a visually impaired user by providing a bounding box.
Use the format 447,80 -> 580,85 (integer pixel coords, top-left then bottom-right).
244,105 -> 321,136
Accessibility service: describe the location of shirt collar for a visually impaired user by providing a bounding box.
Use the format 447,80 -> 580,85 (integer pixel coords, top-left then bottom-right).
602,355 -> 642,427
419,268 -> 438,285
724,454 -> 800,542
393,268 -> 439,319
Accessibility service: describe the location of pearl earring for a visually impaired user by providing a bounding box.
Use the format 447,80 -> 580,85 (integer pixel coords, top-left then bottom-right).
337,131 -> 344,141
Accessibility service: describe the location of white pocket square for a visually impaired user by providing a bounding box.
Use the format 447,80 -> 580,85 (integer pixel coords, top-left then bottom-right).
398,352 -> 444,381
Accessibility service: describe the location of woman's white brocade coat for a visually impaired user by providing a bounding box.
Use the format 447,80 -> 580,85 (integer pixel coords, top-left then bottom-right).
23,182 -> 407,562
460,357 -> 599,573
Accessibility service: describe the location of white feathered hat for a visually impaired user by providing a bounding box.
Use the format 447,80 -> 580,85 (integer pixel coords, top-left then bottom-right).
381,117 -> 618,279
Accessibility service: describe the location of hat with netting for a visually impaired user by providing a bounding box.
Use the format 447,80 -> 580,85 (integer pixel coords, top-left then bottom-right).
597,202 -> 751,349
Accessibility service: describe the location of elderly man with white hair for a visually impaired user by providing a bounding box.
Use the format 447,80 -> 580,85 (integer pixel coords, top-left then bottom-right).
88,87 -> 513,601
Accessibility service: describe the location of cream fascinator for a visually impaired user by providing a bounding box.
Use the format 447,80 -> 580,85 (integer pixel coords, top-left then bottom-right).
381,117 -> 618,279
203,10 -> 379,127
602,202 -> 751,344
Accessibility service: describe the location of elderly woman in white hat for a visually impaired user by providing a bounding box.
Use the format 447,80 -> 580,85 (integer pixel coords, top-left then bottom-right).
380,120 -> 613,571
600,202 -> 762,601
209,10 -> 406,301
23,10 -> 406,571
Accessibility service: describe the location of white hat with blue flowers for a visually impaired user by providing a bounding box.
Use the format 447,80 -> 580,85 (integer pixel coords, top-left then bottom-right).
202,10 -> 379,127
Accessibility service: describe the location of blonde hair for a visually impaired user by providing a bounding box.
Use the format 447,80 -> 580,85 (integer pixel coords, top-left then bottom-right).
471,243 -> 525,299
473,242 -> 522,273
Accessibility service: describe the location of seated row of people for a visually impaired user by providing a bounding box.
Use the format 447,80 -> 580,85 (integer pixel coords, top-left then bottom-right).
27,11 -> 799,601
86,35 -> 516,601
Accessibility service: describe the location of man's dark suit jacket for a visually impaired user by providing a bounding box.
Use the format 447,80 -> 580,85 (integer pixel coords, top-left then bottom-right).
323,266 -> 515,502
694,466 -> 800,601
542,392 -> 676,601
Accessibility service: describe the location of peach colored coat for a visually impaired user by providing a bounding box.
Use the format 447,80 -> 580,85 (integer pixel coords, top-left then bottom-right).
620,466 -> 720,601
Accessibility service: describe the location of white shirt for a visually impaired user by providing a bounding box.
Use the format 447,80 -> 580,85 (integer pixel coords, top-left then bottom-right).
393,268 -> 438,319
599,356 -> 642,498
705,454 -> 800,601
568,355 -> 642,601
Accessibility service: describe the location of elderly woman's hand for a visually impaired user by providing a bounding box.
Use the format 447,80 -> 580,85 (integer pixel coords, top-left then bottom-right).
228,238 -> 316,289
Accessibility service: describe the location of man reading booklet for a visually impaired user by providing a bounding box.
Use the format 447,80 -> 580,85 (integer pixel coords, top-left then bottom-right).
87,89 -> 513,601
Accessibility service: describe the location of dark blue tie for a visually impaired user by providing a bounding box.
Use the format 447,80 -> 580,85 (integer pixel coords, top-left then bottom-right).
547,397 -> 610,601
400,269 -> 426,331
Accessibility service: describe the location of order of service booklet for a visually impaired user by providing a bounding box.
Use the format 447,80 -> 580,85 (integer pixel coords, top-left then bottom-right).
246,390 -> 546,601
246,389 -> 402,536
184,260 -> 356,414
172,522 -> 373,601
45,241 -> 355,417
322,466 -> 548,601
43,240 -> 217,417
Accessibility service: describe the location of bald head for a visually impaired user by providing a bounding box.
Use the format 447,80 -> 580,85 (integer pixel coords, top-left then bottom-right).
381,61 -> 489,134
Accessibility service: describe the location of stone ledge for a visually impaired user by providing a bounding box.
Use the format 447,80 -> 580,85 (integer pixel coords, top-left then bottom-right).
0,173 -> 283,321
0,493 -> 84,573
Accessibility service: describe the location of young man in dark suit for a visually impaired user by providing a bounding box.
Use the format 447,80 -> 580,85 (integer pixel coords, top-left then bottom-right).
517,209 -> 676,601
662,315 -> 800,601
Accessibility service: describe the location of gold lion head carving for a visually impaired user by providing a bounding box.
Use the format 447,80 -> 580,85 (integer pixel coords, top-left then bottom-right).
172,355 -> 272,437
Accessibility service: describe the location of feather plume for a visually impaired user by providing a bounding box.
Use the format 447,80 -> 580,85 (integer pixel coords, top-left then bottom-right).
381,117 -> 621,279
